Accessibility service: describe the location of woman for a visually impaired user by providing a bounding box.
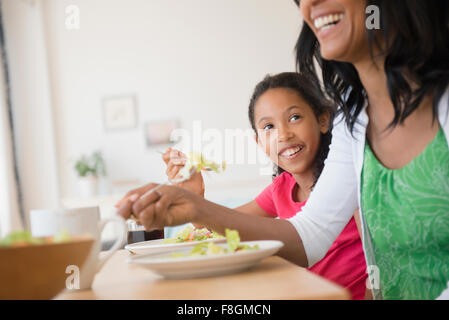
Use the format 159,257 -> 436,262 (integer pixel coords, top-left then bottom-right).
159,72 -> 367,299
117,0 -> 449,299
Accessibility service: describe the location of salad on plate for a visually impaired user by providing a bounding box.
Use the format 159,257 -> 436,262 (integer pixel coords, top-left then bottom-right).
168,229 -> 259,258
163,224 -> 224,244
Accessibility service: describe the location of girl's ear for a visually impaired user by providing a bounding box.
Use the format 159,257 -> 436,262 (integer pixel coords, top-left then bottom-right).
254,132 -> 259,144
319,111 -> 331,134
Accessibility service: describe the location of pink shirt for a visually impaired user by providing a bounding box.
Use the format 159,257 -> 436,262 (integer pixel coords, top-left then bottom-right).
255,172 -> 367,300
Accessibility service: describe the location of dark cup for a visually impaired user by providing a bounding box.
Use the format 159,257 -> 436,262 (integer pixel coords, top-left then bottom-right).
127,229 -> 164,244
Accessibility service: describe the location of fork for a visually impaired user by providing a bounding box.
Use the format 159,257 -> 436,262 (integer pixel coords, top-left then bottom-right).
156,150 -> 215,171
140,167 -> 197,199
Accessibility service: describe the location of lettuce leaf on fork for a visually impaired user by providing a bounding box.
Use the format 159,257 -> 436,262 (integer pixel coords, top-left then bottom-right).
179,152 -> 226,179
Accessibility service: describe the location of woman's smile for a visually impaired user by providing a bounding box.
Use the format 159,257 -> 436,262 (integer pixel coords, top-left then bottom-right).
301,0 -> 368,62
313,12 -> 345,39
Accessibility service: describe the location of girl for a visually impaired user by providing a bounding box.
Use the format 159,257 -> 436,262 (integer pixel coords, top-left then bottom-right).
129,72 -> 368,299
116,0 -> 449,299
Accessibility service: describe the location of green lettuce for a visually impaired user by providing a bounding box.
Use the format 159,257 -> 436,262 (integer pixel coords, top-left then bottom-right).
0,229 -> 71,247
168,228 -> 258,258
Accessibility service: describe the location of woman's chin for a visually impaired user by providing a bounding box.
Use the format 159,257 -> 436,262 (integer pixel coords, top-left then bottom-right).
320,47 -> 344,61
319,40 -> 354,62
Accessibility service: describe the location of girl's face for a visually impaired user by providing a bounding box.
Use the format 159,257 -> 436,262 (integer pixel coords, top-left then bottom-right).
254,88 -> 329,176
300,0 -> 370,63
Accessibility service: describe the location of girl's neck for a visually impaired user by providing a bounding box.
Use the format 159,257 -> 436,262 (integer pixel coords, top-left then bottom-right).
290,169 -> 316,203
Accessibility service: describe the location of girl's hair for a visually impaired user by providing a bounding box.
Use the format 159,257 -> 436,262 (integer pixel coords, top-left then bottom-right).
248,72 -> 334,185
294,0 -> 449,133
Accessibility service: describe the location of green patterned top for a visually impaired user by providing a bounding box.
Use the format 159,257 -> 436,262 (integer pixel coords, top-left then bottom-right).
361,128 -> 449,299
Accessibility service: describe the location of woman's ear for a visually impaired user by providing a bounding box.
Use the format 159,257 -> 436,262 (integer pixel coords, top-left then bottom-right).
254,132 -> 259,144
319,111 -> 330,134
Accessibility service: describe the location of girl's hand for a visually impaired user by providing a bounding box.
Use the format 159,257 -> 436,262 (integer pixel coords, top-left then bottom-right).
162,148 -> 205,197
116,184 -> 201,231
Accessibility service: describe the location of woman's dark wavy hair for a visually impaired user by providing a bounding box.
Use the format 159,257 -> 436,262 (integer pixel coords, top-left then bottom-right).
248,72 -> 334,186
294,0 -> 449,133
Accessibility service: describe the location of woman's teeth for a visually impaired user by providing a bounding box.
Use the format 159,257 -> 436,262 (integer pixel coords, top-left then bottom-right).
280,146 -> 303,157
314,13 -> 344,31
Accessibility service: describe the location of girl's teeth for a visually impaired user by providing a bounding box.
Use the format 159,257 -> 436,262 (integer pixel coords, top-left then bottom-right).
281,146 -> 302,157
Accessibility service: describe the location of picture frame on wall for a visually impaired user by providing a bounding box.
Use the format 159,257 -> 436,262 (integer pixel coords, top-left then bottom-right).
144,119 -> 179,147
102,95 -> 138,131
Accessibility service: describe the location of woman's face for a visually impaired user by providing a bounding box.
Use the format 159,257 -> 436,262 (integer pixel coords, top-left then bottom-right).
300,0 -> 370,63
254,88 -> 329,176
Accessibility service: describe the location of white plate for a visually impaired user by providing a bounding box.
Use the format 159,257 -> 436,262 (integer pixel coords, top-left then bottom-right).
124,237 -> 226,255
126,240 -> 284,279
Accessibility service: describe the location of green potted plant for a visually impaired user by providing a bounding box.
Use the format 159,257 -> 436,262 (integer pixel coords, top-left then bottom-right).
74,151 -> 106,197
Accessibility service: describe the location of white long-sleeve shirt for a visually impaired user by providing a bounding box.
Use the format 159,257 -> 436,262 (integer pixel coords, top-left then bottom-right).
287,87 -> 449,299
287,86 -> 449,267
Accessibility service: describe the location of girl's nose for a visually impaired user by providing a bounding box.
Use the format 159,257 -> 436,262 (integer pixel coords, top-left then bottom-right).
277,126 -> 293,142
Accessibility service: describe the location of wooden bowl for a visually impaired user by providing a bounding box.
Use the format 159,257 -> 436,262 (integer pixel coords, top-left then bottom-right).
0,236 -> 94,299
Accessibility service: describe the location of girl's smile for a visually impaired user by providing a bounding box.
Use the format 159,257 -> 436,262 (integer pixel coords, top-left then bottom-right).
278,144 -> 304,160
254,88 -> 329,176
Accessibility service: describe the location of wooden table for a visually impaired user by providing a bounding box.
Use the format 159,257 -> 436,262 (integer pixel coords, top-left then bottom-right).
56,250 -> 350,300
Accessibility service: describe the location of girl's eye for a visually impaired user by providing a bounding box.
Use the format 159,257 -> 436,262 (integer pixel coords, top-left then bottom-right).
290,114 -> 301,122
263,124 -> 274,131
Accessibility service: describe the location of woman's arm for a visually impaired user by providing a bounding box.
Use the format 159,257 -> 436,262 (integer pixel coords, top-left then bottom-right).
196,197 -> 306,265
234,200 -> 274,218
117,115 -> 358,268
198,200 -> 273,229
117,186 -> 308,266
286,114 -> 359,267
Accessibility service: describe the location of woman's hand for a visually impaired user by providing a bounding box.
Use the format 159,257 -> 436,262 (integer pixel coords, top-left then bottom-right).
116,184 -> 201,231
162,148 -> 205,197
115,182 -> 308,267
114,183 -> 157,212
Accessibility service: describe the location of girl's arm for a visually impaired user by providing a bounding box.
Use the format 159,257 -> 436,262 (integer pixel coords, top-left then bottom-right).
162,148 -> 205,196
162,148 -> 274,219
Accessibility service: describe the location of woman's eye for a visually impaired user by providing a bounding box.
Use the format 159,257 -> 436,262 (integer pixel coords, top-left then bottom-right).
290,114 -> 301,122
263,124 -> 274,131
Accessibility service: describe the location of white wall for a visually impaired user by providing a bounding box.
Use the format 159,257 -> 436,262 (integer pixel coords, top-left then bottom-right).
0,44 -> 22,237
40,0 -> 302,204
2,0 -> 60,226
